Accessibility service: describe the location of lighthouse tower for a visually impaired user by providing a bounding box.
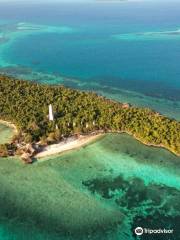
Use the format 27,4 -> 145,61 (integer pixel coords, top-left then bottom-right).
49,104 -> 54,121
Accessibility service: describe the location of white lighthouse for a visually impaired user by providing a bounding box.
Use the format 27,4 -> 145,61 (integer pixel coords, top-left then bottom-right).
49,104 -> 54,121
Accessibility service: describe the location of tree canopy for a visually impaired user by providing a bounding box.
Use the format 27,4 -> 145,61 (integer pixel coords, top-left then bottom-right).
0,75 -> 179,155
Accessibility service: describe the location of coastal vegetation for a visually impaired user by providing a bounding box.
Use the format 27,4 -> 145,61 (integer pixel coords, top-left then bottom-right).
0,75 -> 180,157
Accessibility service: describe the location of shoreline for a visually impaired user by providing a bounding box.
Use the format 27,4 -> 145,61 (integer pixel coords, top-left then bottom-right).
36,133 -> 104,160
36,131 -> 180,160
0,118 -> 179,159
0,119 -> 18,135
114,131 -> 180,157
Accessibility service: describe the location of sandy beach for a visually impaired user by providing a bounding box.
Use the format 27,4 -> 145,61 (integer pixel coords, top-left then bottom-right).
36,134 -> 103,160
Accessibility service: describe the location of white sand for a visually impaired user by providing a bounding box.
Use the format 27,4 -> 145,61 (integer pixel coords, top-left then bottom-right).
36,134 -> 103,159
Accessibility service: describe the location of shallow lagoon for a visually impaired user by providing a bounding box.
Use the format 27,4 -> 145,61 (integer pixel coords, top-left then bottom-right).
0,123 -> 14,144
0,2 -> 180,239
0,134 -> 179,240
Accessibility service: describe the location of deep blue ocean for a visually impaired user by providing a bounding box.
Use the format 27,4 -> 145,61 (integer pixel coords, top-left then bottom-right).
0,1 -> 180,240
0,1 -> 180,119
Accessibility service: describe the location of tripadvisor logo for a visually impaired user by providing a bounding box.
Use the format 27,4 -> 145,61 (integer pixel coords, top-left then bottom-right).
134,227 -> 174,236
135,227 -> 143,236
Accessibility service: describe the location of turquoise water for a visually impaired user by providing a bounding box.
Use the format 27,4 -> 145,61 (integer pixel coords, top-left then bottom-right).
0,134 -> 180,240
0,1 -> 180,119
0,123 -> 14,144
0,1 -> 180,239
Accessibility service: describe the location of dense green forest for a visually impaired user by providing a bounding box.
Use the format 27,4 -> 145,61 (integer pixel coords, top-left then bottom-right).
0,75 -> 180,155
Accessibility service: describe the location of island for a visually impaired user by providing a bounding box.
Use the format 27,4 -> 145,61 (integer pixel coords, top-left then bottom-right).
0,75 -> 179,162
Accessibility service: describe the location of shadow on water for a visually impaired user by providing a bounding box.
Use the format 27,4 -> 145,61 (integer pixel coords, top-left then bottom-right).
0,134 -> 179,239
0,186 -> 121,240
